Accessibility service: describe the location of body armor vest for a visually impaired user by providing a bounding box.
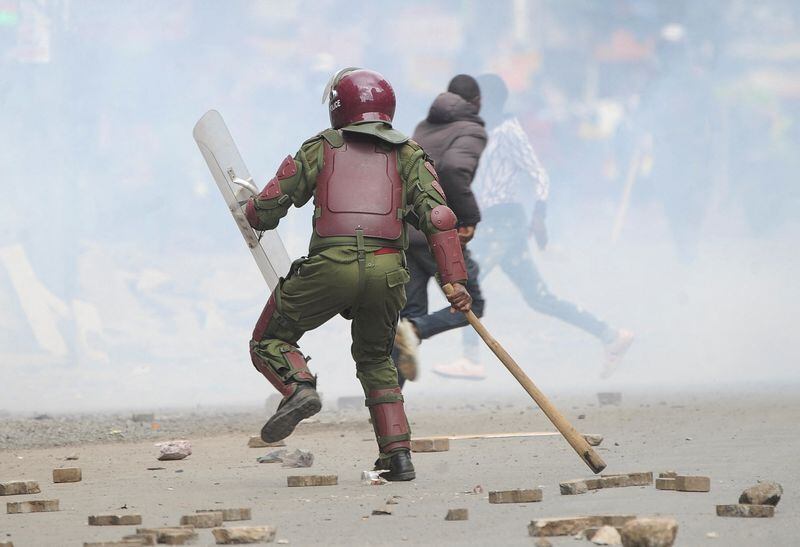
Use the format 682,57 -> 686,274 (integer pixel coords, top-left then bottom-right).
314,133 -> 404,242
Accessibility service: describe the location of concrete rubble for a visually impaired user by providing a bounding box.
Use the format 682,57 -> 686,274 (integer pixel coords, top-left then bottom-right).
88,514 -> 143,525
180,511 -> 223,527
135,527 -> 197,545
410,438 -> 450,452
0,481 -> 40,495
619,517 -> 678,547
488,488 -> 542,503
445,508 -> 469,521
7,499 -> 59,513
156,440 -> 192,461
211,526 -> 277,544
560,472 -> 653,495
739,481 -> 782,506
528,515 -> 636,537
53,467 -> 82,483
196,508 -> 252,521
673,475 -> 710,492
286,475 -> 337,487
591,525 -> 622,545
716,504 -> 774,518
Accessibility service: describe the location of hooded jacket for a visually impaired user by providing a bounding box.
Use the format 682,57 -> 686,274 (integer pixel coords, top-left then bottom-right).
411,92 -> 486,244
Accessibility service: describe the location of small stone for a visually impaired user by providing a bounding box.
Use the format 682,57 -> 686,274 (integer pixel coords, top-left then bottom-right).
156,440 -> 192,461
247,436 -> 285,448
53,467 -> 82,483
180,512 -> 223,527
211,526 -> 277,544
534,539 -> 553,547
739,481 -> 783,506
620,517 -> 678,547
674,475 -> 710,492
66,454 -> 79,460
488,489 -> 542,503
658,471 -> 678,479
655,478 -> 675,490
0,481 -> 41,495
591,525 -> 622,545
197,508 -> 251,521
716,504 -> 774,518
445,508 -> 468,521
287,475 -> 337,487
372,505 -> 393,515
7,499 -> 59,513
410,438 -> 450,452
583,434 -> 604,446
88,514 -> 143,525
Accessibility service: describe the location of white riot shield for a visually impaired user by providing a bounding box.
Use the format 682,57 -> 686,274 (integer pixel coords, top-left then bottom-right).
193,110 -> 292,291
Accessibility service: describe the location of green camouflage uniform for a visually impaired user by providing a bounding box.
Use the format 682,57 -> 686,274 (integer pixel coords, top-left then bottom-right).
247,121 -> 453,454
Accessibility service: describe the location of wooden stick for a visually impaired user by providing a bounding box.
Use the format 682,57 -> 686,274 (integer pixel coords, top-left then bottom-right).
443,283 -> 607,474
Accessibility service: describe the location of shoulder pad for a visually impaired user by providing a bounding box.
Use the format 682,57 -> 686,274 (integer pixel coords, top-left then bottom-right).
302,129 -> 344,148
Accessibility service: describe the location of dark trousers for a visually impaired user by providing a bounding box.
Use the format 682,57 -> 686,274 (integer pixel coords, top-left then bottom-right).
463,203 -> 612,351
395,244 -> 485,386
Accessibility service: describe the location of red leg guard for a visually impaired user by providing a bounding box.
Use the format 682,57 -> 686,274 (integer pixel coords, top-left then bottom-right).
366,387 -> 411,453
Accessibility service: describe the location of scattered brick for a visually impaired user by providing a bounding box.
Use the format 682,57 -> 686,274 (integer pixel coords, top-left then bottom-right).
674,475 -> 710,492
53,467 -> 82,483
7,499 -> 59,513
655,478 -> 676,491
197,507 -> 251,521
247,436 -> 286,448
528,515 -> 636,537
620,517 -> 678,547
489,489 -> 542,504
372,505 -> 393,515
211,526 -> 277,544
0,481 -> 40,496
180,512 -> 223,528
658,471 -> 678,479
410,438 -> 450,452
445,508 -> 468,521
287,475 -> 337,487
560,472 -> 651,495
122,534 -> 156,546
739,481 -> 783,506
135,527 -> 196,545
88,514 -> 143,526
0,542 -> 13,547
716,504 -> 774,518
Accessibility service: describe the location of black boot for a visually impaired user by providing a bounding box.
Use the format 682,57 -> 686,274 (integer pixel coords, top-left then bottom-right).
261,384 -> 321,443
374,449 -> 416,481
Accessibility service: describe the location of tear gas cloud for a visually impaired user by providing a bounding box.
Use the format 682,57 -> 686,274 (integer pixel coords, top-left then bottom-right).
1,1 -> 798,413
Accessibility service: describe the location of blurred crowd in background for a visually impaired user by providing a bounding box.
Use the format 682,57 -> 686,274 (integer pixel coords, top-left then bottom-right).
2,1 -> 799,410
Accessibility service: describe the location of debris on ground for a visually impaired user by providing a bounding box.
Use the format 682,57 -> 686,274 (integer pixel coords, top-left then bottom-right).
7,499 -> 60,513
716,504 -> 774,518
211,526 -> 277,544
674,475 -> 710,492
196,508 -> 251,521
361,470 -> 387,485
739,481 -> 782,506
560,472 -> 653,495
280,449 -> 314,468
445,508 -> 469,521
180,512 -> 223,527
53,467 -> 82,483
410,438 -> 450,452
619,517 -> 678,547
155,440 -> 191,461
528,515 -> 636,537
488,488 -> 542,504
88,514 -> 143,526
591,525 -> 622,545
286,475 -> 337,487
257,449 -> 287,463
0,481 -> 40,495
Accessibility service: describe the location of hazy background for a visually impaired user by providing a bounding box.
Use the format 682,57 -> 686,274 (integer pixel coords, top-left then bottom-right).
1,0 -> 798,413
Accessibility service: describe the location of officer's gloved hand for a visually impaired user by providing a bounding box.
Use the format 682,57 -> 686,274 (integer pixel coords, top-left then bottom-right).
446,283 -> 472,313
457,225 -> 476,246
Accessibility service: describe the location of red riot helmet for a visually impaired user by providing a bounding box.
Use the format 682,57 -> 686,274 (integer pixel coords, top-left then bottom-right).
322,68 -> 396,129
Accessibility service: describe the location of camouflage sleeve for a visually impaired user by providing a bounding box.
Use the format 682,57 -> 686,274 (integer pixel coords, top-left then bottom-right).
244,137 -> 324,231
399,141 -> 450,236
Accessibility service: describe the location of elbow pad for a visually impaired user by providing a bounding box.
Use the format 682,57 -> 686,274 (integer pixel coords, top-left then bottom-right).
428,229 -> 467,285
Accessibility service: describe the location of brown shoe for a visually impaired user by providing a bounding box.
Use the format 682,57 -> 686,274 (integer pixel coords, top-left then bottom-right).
394,319 -> 420,381
601,329 -> 635,379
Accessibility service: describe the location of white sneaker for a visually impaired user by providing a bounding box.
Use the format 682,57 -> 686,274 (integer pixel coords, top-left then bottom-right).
394,319 -> 420,381
600,329 -> 635,379
432,357 -> 487,380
